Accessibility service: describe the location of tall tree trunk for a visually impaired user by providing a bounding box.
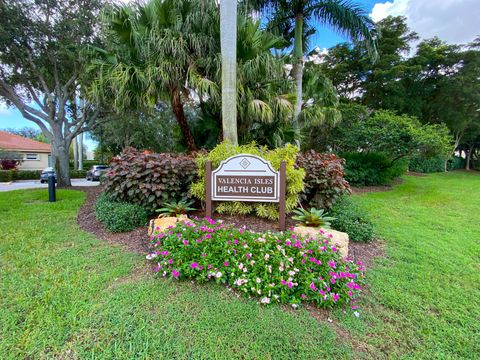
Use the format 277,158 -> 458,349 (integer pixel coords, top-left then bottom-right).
292,13 -> 304,126
465,144 -> 474,170
220,0 -> 238,145
170,88 -> 197,152
78,132 -> 83,170
73,136 -> 78,170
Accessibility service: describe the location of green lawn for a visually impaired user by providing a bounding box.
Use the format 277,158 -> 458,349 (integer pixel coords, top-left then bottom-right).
0,172 -> 479,359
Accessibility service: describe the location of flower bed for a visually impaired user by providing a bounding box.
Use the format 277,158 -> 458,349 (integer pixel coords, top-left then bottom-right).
147,218 -> 364,308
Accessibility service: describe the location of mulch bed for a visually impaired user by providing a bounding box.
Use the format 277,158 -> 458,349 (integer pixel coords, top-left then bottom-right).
75,186 -> 384,268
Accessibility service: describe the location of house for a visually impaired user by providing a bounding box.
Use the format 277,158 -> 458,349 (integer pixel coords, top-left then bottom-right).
0,131 -> 52,171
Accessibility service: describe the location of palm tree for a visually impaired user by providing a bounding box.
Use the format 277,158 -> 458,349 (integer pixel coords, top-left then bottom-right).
246,0 -> 378,127
220,0 -> 239,145
88,0 -> 219,152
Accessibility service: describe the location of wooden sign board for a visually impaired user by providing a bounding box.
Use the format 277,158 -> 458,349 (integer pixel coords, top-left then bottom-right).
205,154 -> 286,230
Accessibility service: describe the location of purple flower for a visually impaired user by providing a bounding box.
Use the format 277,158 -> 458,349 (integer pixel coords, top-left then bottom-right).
224,261 -> 229,267
172,269 -> 180,278
190,262 -> 199,269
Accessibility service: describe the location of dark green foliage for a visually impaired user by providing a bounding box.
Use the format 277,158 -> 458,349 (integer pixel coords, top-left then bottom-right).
296,151 -> 350,209
291,207 -> 335,228
329,196 -> 375,243
70,170 -> 88,178
103,148 -> 197,213
341,152 -> 408,186
95,193 -> 148,232
0,170 -> 13,182
11,170 -> 42,180
156,199 -> 196,217
409,156 -> 466,173
69,160 -> 99,170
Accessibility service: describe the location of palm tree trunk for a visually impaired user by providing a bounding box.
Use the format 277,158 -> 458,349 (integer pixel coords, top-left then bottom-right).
170,88 -> 197,152
220,0 -> 238,145
292,13 -> 304,125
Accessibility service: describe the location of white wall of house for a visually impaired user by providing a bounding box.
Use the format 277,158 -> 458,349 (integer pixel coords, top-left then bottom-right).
17,152 -> 51,171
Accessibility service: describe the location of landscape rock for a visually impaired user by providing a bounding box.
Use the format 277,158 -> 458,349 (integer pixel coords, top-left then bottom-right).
148,215 -> 188,236
293,226 -> 349,257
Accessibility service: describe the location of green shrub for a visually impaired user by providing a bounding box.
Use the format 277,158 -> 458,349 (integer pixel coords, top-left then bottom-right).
0,170 -> 13,182
95,192 -> 148,232
69,160 -> 99,170
12,170 -> 42,180
296,151 -> 350,209
448,156 -> 466,171
329,196 -> 375,243
409,156 -> 445,173
340,152 -> 407,187
70,170 -> 88,178
191,142 -> 304,220
408,155 -> 466,173
103,148 -> 197,213
148,218 -> 365,308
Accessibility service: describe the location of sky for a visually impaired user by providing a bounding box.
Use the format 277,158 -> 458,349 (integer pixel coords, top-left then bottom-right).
1,0 -> 479,149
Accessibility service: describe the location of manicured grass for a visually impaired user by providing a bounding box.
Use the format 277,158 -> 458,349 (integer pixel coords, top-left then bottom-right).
337,171 -> 480,358
0,189 -> 350,359
1,172 -> 479,358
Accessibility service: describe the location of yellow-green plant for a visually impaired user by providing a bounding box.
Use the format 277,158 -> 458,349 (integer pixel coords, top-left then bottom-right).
190,142 -> 305,220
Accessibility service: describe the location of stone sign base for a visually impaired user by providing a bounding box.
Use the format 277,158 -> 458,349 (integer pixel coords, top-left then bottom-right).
293,226 -> 349,258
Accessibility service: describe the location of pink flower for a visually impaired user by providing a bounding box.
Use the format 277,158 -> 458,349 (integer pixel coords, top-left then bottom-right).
183,240 -> 189,246
208,264 -> 212,269
309,282 -> 317,291
301,294 -> 307,299
332,246 -> 337,252
205,234 -> 212,239
332,293 -> 340,302
201,253 -> 206,257
168,259 -> 173,264
246,253 -> 252,259
287,282 -> 293,288
172,269 -> 180,278
285,240 -> 291,246
234,239 -> 239,245
224,261 -> 229,267
328,261 -> 336,269
281,279 -> 287,285
190,262 -> 199,269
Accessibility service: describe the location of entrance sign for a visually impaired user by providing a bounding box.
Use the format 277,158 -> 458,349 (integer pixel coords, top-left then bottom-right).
212,154 -> 279,202
205,154 -> 286,230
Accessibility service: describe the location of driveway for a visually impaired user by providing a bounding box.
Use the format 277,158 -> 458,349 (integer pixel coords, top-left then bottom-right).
0,179 -> 100,192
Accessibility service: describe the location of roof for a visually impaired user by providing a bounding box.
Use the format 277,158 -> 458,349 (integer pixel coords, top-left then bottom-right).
0,131 -> 51,152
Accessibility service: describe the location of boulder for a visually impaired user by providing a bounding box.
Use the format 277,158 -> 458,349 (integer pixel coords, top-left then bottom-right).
293,226 -> 349,258
148,215 -> 188,236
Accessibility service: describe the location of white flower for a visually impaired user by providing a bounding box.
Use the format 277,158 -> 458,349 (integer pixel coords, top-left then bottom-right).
291,304 -> 298,309
239,263 -> 244,270
260,297 -> 270,304
288,257 -> 294,263
256,278 -> 262,283
257,289 -> 262,295
215,272 -> 222,278
264,254 -> 270,260
250,260 -> 255,266
242,267 -> 247,273
354,311 -> 360,318
146,253 -> 158,260
288,271 -> 295,276
267,265 -> 272,273
273,294 -> 279,299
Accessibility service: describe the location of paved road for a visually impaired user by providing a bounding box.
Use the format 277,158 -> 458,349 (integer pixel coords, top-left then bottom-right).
0,179 -> 100,192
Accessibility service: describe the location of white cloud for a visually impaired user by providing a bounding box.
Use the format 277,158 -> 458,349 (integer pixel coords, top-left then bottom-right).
0,103 -> 11,116
370,0 -> 480,45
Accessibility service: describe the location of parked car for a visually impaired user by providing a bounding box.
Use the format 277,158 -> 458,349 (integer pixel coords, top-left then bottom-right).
86,165 -> 110,181
40,167 -> 56,183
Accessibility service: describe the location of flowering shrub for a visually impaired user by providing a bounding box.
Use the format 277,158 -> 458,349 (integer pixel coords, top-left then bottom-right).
147,218 -> 365,308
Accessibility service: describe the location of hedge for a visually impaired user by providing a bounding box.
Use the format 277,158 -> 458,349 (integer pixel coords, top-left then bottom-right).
409,156 -> 466,173
95,193 -> 148,232
0,170 -> 13,182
